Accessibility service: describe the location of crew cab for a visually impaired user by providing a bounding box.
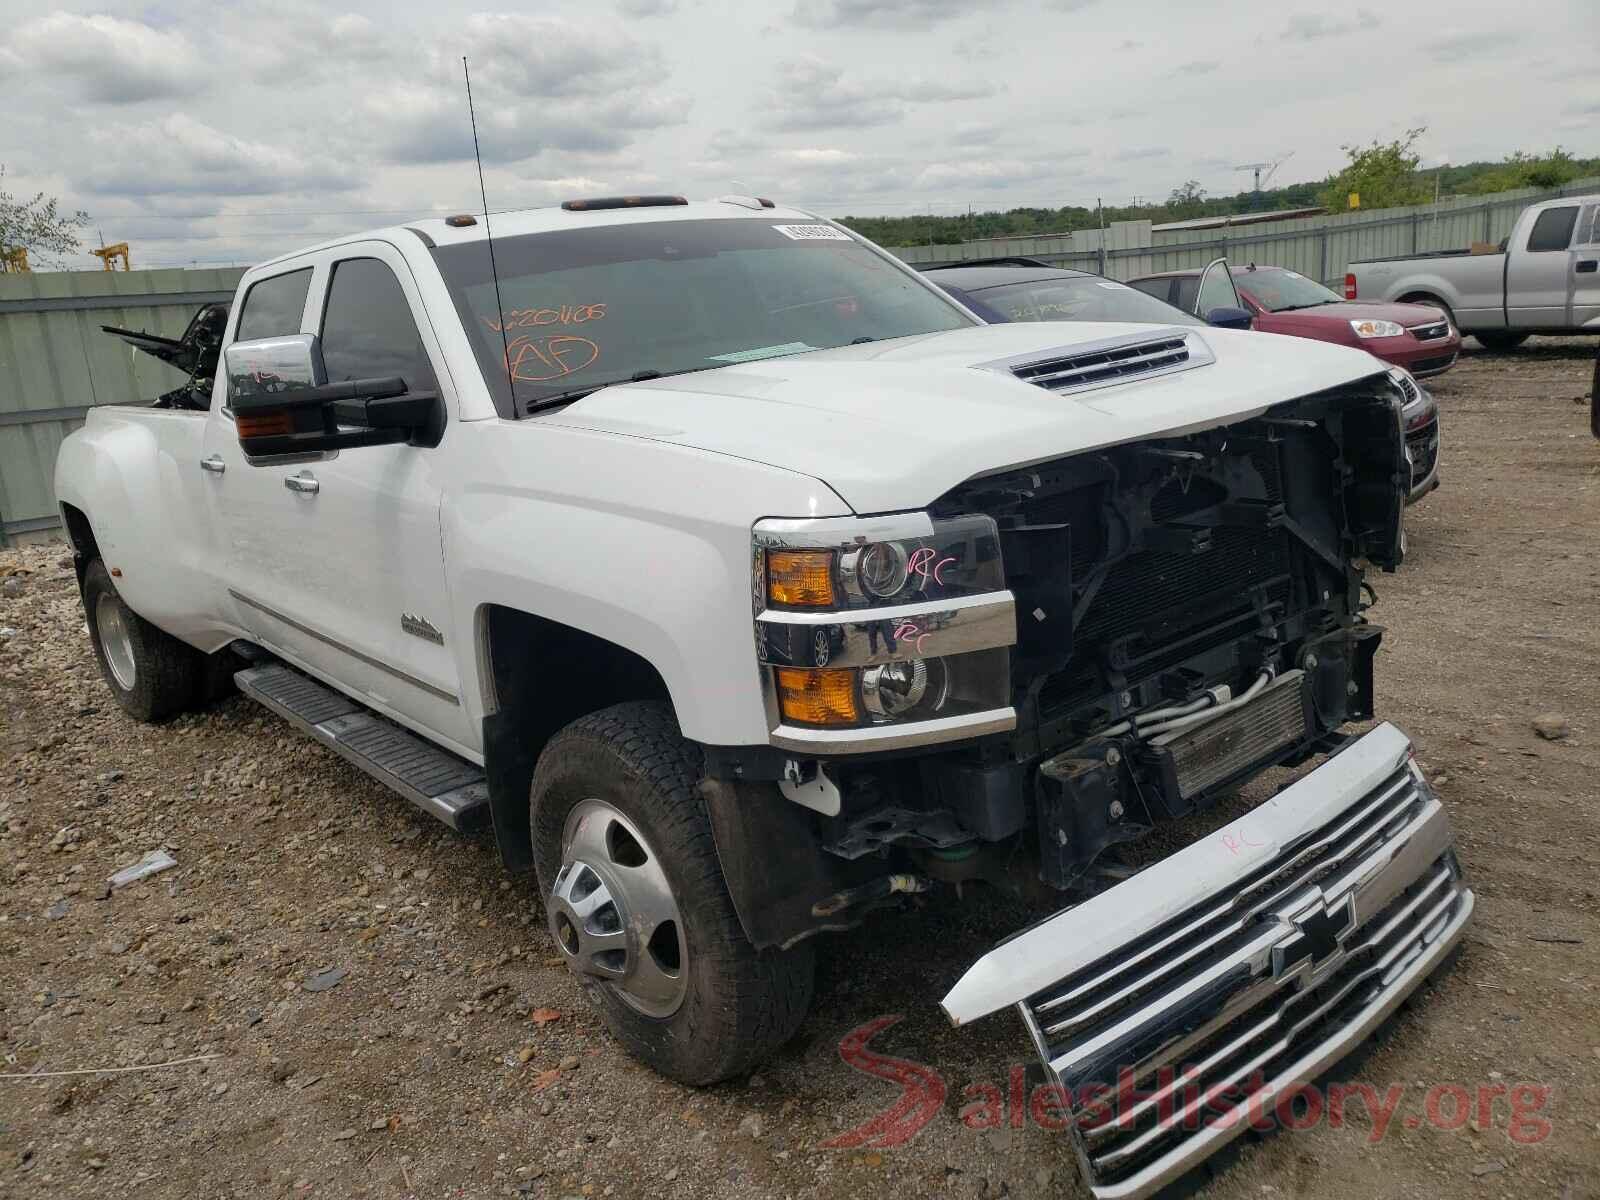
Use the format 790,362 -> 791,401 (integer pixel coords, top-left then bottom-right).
1346,193 -> 1600,350
55,196 -> 1471,1199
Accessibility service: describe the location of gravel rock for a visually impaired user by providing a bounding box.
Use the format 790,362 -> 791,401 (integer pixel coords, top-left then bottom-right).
1532,713 -> 1571,741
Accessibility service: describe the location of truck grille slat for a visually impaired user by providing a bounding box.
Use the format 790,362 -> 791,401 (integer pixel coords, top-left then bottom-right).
1016,337 -> 1191,391
1015,762 -> 1471,1198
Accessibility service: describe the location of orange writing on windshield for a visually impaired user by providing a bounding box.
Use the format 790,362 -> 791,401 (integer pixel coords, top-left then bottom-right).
486,303 -> 606,333
506,334 -> 600,382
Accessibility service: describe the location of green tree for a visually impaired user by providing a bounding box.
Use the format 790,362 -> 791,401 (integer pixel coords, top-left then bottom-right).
1459,147 -> 1582,194
0,166 -> 90,269
1166,180 -> 1207,219
1318,127 -> 1431,212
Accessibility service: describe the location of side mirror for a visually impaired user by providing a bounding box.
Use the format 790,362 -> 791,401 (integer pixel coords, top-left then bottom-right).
224,334 -> 440,456
1205,306 -> 1254,331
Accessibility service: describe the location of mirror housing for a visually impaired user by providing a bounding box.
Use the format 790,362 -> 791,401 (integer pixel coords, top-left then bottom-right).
225,334 -> 441,456
1205,306 -> 1254,331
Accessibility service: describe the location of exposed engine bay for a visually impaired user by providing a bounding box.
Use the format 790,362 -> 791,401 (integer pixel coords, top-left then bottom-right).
708,373 -> 1411,944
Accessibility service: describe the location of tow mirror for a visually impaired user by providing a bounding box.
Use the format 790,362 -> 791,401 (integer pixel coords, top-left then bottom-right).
224,334 -> 440,456
1206,306 -> 1254,331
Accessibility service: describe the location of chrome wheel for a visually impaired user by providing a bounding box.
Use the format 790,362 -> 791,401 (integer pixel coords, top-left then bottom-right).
548,798 -> 688,1019
95,592 -> 137,691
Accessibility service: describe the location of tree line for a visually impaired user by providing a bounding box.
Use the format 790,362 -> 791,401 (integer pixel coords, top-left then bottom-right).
838,138 -> 1598,247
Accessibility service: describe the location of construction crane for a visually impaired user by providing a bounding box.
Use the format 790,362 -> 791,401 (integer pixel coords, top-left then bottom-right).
91,242 -> 131,271
1234,152 -> 1295,194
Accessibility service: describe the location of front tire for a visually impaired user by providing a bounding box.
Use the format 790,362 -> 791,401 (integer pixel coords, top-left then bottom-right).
1475,331 -> 1529,352
82,558 -> 200,723
531,701 -> 814,1085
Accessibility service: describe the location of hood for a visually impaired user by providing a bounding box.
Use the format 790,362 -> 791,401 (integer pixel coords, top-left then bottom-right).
543,322 -> 1387,514
1255,299 -> 1446,327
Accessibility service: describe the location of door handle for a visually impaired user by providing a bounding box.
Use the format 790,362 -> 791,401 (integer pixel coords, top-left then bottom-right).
284,471 -> 319,495
1577,260 -> 1598,274
200,455 -> 226,475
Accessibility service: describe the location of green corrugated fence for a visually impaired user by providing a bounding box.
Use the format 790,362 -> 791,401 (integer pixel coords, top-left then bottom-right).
0,267 -> 245,543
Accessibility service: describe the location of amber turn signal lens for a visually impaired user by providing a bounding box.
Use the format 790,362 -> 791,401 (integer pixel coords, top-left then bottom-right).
236,409 -> 294,438
775,667 -> 860,726
766,550 -> 836,607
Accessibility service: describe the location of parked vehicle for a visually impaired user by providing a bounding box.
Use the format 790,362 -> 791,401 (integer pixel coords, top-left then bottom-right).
919,257 -> 1252,328
54,196 -> 1471,1200
1345,193 -> 1600,350
936,260 -> 1440,503
1130,263 -> 1460,378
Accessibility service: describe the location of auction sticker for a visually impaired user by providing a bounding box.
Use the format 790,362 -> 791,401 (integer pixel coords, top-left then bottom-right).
773,223 -> 853,241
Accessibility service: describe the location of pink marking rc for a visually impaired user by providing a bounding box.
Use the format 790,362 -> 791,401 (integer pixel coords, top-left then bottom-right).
892,622 -> 931,654
906,548 -> 957,585
1220,827 -> 1267,856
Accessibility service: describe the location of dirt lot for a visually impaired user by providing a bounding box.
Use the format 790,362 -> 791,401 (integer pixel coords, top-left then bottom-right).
3,339 -> 1598,1200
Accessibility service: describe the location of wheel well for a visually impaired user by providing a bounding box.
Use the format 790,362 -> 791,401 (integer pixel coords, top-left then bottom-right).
479,604 -> 672,871
60,503 -> 98,588
1398,292 -> 1448,314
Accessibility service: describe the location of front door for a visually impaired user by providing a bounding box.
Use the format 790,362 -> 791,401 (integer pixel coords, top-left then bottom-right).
1506,204 -> 1580,329
212,246 -> 474,756
1571,202 -> 1600,331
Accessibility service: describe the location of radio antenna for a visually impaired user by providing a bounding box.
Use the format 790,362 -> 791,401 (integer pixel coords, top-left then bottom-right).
463,56 -> 515,408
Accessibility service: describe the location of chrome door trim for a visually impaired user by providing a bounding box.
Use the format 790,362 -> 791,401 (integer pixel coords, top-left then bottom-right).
228,588 -> 459,706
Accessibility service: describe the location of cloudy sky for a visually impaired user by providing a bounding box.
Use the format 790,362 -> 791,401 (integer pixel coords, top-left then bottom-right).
1,0 -> 1595,269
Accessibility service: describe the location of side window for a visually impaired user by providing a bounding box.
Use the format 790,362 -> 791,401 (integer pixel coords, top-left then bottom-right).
1173,277 -> 1200,313
320,258 -> 438,392
1129,279 -> 1174,305
235,268 -> 313,341
1575,203 -> 1600,248
1198,267 -> 1241,315
1526,206 -> 1579,253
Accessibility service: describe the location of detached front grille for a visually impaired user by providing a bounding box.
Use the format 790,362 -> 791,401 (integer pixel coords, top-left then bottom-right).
1408,320 -> 1450,341
1019,764 -> 1471,1198
1011,334 -> 1192,394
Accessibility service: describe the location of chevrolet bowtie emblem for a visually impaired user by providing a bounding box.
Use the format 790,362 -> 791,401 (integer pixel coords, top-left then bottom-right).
1272,892 -> 1356,983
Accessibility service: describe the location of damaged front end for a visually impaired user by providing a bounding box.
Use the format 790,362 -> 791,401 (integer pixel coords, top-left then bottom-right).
942,723 -> 1473,1200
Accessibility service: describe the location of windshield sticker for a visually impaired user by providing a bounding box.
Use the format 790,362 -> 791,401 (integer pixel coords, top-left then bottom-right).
709,341 -> 817,364
505,334 -> 600,382
772,224 -> 853,242
486,303 -> 606,333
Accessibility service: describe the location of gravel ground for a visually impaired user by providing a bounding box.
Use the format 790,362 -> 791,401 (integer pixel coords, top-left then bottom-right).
3,339 -> 1598,1200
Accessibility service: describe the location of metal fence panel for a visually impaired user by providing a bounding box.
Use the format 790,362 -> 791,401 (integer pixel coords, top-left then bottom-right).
0,267 -> 244,542
886,176 -> 1600,287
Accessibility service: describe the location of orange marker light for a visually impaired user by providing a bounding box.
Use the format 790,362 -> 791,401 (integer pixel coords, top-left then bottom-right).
236,410 -> 295,438
775,667 -> 860,726
766,550 -> 835,607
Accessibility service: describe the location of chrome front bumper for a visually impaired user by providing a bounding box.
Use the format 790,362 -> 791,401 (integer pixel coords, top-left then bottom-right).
942,722 -> 1472,1200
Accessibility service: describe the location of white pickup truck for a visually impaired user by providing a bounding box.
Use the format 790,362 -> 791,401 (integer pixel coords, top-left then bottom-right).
55,196 -> 1472,1199
1346,193 -> 1600,350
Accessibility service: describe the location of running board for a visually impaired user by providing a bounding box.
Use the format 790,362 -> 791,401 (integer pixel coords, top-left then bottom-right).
234,663 -> 489,831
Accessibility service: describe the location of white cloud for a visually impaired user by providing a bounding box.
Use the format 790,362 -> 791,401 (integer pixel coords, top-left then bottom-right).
5,13 -> 200,103
79,114 -> 356,198
792,0 -> 970,30
761,55 -> 996,132
617,0 -> 678,14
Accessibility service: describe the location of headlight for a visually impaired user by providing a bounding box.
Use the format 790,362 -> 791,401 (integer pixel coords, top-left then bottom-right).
753,512 -> 1016,745
1351,318 -> 1405,339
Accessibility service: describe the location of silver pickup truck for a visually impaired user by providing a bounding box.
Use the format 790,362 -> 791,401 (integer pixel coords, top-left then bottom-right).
1346,194 -> 1600,351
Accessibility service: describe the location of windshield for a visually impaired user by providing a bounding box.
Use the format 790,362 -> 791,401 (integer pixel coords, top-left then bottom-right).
963,276 -> 1203,327
431,218 -> 974,414
1232,268 -> 1342,312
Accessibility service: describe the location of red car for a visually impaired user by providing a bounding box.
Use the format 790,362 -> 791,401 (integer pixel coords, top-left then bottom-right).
1129,263 -> 1461,378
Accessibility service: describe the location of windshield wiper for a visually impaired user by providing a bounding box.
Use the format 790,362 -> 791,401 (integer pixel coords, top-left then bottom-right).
517,366 -> 718,416
1271,301 -> 1335,313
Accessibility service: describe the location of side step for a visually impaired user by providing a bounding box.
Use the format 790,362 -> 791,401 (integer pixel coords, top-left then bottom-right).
234,663 -> 489,831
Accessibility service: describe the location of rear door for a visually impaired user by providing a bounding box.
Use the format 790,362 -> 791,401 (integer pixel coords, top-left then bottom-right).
1506,203 -> 1580,329
1571,202 -> 1600,330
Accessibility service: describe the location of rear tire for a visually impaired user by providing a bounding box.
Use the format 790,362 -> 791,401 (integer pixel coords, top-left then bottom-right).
1475,331 -> 1528,352
531,701 -> 814,1085
82,558 -> 200,723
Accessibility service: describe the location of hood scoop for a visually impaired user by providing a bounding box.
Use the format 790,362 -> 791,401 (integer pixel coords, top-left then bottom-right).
985,328 -> 1213,396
